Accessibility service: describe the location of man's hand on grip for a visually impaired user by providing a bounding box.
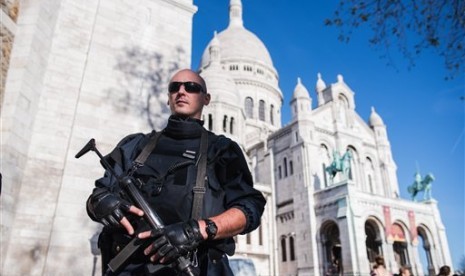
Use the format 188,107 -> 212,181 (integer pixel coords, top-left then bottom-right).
139,219 -> 204,264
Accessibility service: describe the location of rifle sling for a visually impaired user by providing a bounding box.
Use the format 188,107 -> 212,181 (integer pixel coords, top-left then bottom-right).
191,129 -> 208,220
134,131 -> 162,166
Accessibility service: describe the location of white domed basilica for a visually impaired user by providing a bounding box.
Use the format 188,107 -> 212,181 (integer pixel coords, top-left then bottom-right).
195,1 -> 452,275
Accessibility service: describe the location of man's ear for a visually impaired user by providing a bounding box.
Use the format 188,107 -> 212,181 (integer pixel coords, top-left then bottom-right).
204,93 -> 211,106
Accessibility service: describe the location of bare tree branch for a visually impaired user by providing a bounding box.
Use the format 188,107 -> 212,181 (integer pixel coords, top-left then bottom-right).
325,0 -> 465,80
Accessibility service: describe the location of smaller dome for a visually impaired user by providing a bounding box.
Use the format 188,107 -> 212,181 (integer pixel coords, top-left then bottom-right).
208,31 -> 221,65
369,106 -> 385,126
292,77 -> 310,99
316,72 -> 326,93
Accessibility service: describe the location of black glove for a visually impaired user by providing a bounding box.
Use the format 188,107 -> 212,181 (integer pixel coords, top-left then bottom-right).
147,219 -> 204,264
86,189 -> 131,227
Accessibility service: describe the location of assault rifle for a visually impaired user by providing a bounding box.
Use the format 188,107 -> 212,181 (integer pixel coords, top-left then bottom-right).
76,138 -> 199,276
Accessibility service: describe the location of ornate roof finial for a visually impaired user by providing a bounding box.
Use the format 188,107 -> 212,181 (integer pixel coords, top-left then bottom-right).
229,0 -> 243,27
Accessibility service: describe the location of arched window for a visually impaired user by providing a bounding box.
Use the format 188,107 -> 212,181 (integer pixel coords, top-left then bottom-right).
208,114 -> 213,131
338,94 -> 349,126
223,115 -> 228,132
281,237 -> 287,262
259,100 -> 265,121
365,157 -> 375,193
230,117 -> 234,134
289,236 -> 296,261
270,104 -> 275,125
245,97 -> 253,118
278,166 -> 282,179
284,157 -> 288,177
346,146 -> 358,182
339,94 -> 349,107
289,161 -> 294,175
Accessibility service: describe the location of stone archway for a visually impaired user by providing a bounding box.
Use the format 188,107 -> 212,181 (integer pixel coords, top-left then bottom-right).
321,221 -> 342,275
365,219 -> 383,268
418,226 -> 435,276
392,223 -> 410,269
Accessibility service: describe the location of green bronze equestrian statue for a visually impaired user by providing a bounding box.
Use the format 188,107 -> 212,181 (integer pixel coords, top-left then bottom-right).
407,172 -> 435,201
325,149 -> 352,182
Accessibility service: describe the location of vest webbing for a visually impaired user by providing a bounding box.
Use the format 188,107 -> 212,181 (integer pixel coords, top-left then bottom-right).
133,129 -> 208,220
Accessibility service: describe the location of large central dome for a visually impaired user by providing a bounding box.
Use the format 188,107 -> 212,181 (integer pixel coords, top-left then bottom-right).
199,0 -> 274,69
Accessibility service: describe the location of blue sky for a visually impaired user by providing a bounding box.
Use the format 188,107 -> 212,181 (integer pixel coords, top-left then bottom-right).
190,0 -> 464,269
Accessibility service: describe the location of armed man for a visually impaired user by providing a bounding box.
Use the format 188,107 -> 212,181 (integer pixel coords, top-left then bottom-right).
86,69 -> 266,275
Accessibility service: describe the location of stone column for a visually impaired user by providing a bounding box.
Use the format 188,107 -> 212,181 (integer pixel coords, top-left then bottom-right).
410,243 -> 425,276
384,240 -> 396,273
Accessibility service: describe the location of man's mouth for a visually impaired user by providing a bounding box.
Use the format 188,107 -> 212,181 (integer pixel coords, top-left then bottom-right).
176,99 -> 188,105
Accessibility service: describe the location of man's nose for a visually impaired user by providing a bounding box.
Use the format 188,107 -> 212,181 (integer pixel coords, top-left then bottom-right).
175,88 -> 187,98
177,84 -> 188,94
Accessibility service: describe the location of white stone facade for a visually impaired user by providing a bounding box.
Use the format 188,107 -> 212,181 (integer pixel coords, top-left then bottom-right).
1,0 -> 452,275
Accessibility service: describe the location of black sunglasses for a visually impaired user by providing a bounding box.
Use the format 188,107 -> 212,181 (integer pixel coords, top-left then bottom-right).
168,81 -> 204,94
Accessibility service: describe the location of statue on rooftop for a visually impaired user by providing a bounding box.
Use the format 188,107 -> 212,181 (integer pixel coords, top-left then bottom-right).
407,172 -> 435,201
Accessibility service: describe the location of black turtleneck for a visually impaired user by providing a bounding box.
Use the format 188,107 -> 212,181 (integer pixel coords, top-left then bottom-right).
163,115 -> 205,139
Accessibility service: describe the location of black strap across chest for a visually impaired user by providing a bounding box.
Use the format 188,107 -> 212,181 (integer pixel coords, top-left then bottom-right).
133,130 -> 208,220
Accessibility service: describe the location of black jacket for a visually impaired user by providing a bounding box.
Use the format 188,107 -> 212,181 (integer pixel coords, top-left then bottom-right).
89,116 -> 266,274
